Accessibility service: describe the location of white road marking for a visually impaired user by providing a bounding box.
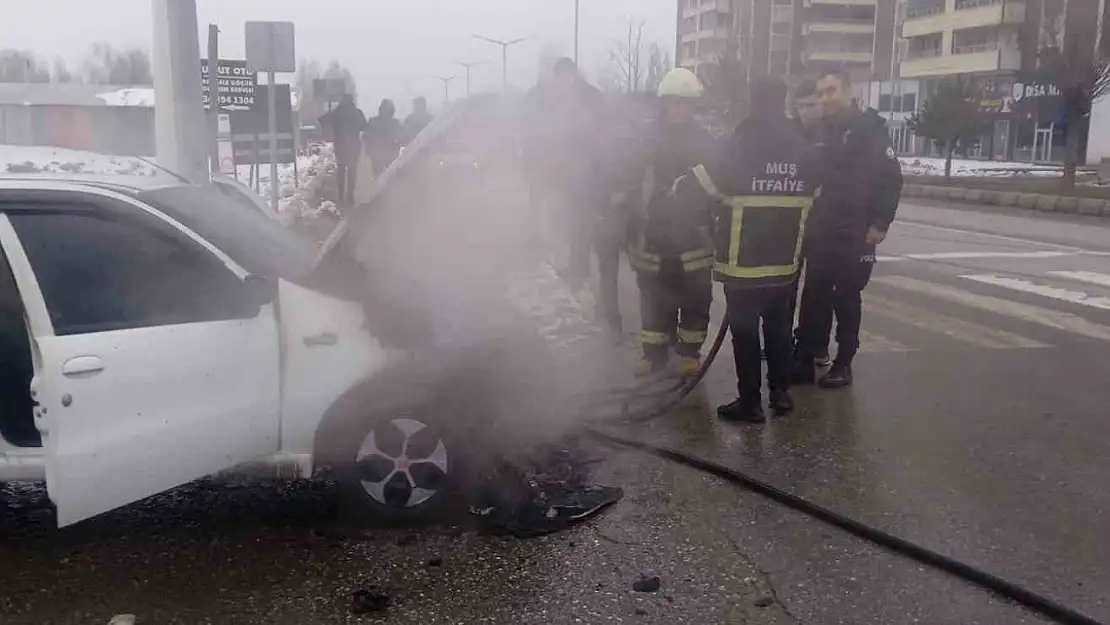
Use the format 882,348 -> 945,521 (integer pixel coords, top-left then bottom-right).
865,293 -> 1046,349
960,274 -> 1110,312
1048,271 -> 1110,289
875,275 -> 1110,342
877,250 -> 1110,262
858,329 -> 914,353
895,220 -> 1089,252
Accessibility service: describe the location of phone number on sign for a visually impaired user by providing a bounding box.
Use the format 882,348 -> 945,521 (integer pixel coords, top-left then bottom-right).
218,95 -> 256,107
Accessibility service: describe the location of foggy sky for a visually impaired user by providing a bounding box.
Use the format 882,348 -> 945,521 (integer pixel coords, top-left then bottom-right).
3,0 -> 676,114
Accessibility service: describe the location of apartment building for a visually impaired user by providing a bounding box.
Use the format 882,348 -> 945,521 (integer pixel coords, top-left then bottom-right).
898,0 -> 1107,162
675,0 -> 898,81
676,0 -> 735,77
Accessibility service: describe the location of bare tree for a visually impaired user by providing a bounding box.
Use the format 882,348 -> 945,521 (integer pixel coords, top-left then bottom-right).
701,11 -> 748,128
907,78 -> 990,178
1021,1 -> 1110,187
602,18 -> 646,94
52,57 -> 74,84
296,58 -> 360,125
0,49 -> 50,83
81,43 -> 152,85
644,43 -> 673,95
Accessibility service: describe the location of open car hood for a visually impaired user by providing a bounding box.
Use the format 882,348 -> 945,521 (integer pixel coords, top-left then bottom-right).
312,94 -> 510,275
303,94 -> 526,350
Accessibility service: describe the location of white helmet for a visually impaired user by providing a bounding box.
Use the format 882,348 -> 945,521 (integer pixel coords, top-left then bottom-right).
656,67 -> 704,99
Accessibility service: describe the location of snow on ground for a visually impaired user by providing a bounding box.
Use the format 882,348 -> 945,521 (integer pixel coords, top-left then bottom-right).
1,144 -> 157,176
899,156 -> 1080,178
234,145 -> 339,226
95,87 -> 156,108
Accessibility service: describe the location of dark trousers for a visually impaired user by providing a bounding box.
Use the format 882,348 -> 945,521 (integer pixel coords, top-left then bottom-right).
595,235 -> 622,332
637,262 -> 712,362
727,286 -> 794,399
336,161 -> 358,206
796,253 -> 875,365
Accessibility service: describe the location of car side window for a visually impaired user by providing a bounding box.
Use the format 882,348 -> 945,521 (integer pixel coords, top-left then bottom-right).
8,207 -> 258,335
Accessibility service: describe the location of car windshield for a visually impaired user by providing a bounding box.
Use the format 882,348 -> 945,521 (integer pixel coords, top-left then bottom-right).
138,184 -> 315,281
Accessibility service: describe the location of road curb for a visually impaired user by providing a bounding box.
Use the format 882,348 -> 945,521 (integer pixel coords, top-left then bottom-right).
902,183 -> 1110,219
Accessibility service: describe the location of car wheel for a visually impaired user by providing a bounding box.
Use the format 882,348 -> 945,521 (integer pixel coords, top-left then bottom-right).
339,411 -> 454,523
316,362 -> 474,525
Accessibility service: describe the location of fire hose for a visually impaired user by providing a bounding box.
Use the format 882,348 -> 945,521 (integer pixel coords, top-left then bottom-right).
577,322 -> 1104,625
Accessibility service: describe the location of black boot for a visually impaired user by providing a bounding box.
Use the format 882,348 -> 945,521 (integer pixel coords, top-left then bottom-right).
818,361 -> 853,388
717,397 -> 766,424
769,389 -> 794,416
815,348 -> 831,368
789,355 -> 816,385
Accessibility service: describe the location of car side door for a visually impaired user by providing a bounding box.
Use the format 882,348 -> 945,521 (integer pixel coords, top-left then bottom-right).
0,188 -> 281,527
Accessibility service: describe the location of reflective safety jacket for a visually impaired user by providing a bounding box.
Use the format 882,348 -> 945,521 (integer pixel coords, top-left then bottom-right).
676,115 -> 817,290
627,119 -> 718,276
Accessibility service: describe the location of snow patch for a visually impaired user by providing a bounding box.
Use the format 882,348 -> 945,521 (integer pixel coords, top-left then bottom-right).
95,87 -> 156,108
899,156 -> 1082,178
233,146 -> 340,226
1,144 -> 157,176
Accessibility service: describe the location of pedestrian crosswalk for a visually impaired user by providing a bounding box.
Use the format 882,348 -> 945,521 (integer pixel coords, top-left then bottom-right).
509,257 -> 1110,359
863,292 -> 1047,350
857,270 -> 1110,353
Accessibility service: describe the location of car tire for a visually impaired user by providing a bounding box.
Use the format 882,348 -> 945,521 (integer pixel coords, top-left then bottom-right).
316,362 -> 474,525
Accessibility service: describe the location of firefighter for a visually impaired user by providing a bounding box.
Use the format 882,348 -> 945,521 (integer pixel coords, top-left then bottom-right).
675,77 -> 816,423
629,68 -> 717,378
791,70 -> 903,388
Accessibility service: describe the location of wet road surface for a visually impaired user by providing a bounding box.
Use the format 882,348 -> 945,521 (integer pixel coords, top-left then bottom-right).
600,198 -> 1110,623
2,198 -> 1108,624
1,452 -> 797,624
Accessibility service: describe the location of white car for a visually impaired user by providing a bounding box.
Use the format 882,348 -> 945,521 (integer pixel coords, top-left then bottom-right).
0,174 -> 456,527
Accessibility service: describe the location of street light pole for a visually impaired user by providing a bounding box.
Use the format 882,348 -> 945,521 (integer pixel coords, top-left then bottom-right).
435,75 -> 456,104
458,61 -> 484,97
473,34 -> 529,91
574,0 -> 580,65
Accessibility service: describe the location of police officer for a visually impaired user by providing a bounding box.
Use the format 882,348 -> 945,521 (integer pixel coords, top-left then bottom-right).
677,77 -> 815,423
792,70 -> 903,388
629,68 -> 717,378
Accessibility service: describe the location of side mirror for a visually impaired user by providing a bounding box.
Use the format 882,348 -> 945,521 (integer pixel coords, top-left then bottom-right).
244,274 -> 279,308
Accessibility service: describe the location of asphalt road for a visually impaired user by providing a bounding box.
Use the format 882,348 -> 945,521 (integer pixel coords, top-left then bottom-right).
597,198 -> 1110,624
3,198 -> 1109,624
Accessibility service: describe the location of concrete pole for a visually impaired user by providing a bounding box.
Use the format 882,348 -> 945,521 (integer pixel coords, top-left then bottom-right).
152,0 -> 209,183
207,24 -> 220,174
267,71 -> 278,214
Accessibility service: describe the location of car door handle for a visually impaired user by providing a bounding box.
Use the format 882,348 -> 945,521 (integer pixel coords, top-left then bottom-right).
62,356 -> 104,377
303,332 -> 338,347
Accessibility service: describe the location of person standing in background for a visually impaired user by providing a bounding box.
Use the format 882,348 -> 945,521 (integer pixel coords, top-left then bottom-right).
520,58 -> 604,296
319,94 -> 366,207
404,96 -> 434,145
363,99 -> 405,176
